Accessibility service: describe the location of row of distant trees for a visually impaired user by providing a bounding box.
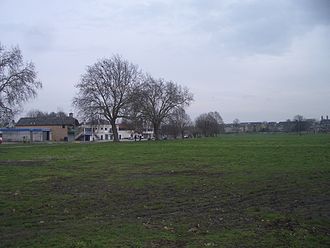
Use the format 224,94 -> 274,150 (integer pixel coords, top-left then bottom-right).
26,110 -> 68,118
122,109 -> 224,139
160,111 -> 224,139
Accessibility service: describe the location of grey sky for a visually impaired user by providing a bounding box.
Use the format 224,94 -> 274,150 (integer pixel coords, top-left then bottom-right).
1,0 -> 329,122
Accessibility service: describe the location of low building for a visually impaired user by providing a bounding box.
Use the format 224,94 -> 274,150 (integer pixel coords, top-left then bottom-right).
16,114 -> 79,141
76,119 -> 113,141
0,128 -> 51,142
76,119 -> 153,141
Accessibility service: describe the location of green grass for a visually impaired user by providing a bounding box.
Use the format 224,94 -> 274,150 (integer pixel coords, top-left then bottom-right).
0,134 -> 329,247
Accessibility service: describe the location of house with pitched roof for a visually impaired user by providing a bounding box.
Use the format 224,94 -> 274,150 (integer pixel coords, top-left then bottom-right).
16,113 -> 79,141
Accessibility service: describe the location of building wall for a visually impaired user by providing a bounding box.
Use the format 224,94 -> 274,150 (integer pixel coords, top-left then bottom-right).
94,124 -> 112,140
118,130 -> 134,139
3,130 -> 31,142
0,129 -> 49,142
16,125 -> 69,141
80,122 -> 154,141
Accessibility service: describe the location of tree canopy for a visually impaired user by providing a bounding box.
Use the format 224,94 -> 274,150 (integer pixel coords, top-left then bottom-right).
0,43 -> 41,125
136,75 -> 193,140
73,55 -> 140,142
195,111 -> 224,137
162,107 -> 192,139
73,55 -> 193,141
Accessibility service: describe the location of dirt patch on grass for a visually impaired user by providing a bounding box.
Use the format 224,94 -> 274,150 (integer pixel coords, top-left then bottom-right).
127,170 -> 224,179
148,239 -> 187,248
0,160 -> 48,166
2,172 -> 330,247
264,218 -> 300,231
45,176 -> 250,230
45,174 -> 330,226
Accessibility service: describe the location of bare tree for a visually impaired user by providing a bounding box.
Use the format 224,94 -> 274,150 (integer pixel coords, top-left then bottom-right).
26,109 -> 69,118
293,114 -> 305,135
137,76 -> 193,140
233,118 -> 240,133
166,107 -> 192,139
293,115 -> 304,122
209,111 -> 224,131
0,44 -> 42,125
73,55 -> 140,142
26,109 -> 47,117
195,111 -> 224,137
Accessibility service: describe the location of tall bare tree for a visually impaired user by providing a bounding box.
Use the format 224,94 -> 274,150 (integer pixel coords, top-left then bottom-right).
0,44 -> 42,125
166,107 -> 192,139
293,114 -> 305,135
137,76 -> 193,140
195,111 -> 224,137
233,118 -> 240,133
73,55 -> 140,142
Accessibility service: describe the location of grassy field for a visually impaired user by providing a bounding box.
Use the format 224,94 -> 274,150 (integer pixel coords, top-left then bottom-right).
0,134 -> 329,247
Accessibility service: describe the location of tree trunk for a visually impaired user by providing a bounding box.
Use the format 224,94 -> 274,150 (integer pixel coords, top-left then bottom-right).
111,121 -> 120,142
153,122 -> 160,140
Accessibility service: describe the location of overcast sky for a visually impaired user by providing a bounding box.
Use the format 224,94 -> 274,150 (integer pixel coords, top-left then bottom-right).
1,0 -> 329,122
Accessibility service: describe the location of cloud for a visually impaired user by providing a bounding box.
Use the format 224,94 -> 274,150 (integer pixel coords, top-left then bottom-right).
69,0 -> 328,57
22,26 -> 54,53
180,0 -> 330,56
1,0 -> 329,122
4,0 -> 327,57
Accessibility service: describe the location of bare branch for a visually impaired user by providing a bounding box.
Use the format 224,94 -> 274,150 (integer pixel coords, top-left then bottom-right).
0,43 -> 42,125
73,55 -> 140,142
136,75 -> 193,140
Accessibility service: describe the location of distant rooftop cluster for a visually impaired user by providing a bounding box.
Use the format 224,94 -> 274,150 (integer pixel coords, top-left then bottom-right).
224,116 -> 330,134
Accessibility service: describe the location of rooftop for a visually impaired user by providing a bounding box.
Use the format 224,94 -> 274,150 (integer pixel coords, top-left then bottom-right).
16,117 -> 79,126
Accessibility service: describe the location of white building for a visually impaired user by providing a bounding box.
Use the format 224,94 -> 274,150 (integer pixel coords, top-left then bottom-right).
76,119 -> 149,141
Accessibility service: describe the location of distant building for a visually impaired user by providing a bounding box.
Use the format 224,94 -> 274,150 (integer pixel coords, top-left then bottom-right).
76,119 -> 154,141
239,122 -> 263,132
16,113 -> 79,141
0,128 -> 51,142
320,115 -> 330,132
223,118 -> 320,134
76,119 -> 113,141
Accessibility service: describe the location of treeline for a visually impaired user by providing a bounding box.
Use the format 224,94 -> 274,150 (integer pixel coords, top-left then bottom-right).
126,110 -> 225,139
